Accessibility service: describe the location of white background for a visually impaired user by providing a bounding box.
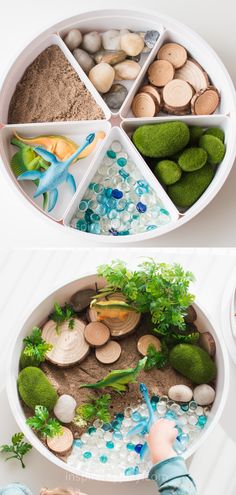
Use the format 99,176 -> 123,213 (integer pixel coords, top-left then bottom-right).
1,248 -> 236,494
0,0 -> 235,247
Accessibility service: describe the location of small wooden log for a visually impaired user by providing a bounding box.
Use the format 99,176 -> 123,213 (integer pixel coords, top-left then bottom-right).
140,85 -> 162,107
88,293 -> 141,339
131,92 -> 159,117
175,59 -> 209,92
185,305 -> 197,323
157,42 -> 187,69
148,60 -> 174,87
163,79 -> 193,109
137,335 -> 161,356
42,319 -> 90,367
199,332 -> 216,357
47,426 -> 73,455
84,321 -> 110,347
95,340 -> 122,364
191,86 -> 220,115
163,102 -> 190,115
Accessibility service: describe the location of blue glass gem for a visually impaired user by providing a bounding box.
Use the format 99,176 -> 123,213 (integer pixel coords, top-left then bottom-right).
73,439 -> 82,447
102,423 -> 112,431
107,149 -> 116,159
134,443 -> 143,454
160,208 -> 169,216
116,413 -> 124,421
125,467 -> 135,476
117,157 -> 127,167
179,433 -> 190,445
131,411 -> 142,422
85,208 -> 93,223
109,228 -> 118,236
105,187 -> 113,198
106,441 -> 114,449
146,225 -> 157,231
136,202 -> 147,213
197,415 -> 207,428
83,451 -> 92,459
126,442 -> 135,451
111,420 -> 121,430
112,189 -> 123,199
151,395 -> 159,404
181,403 -> 189,412
165,410 -> 177,420
87,426 -> 96,435
119,169 -> 129,180
134,466 -> 140,475
113,431 -> 123,440
100,455 -> 108,463
76,219 -> 87,232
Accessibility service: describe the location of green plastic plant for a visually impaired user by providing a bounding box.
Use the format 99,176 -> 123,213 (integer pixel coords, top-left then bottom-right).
144,343 -> 169,371
50,302 -> 76,332
74,394 -> 111,426
96,259 -> 195,335
0,433 -> 32,469
20,327 -> 53,368
26,405 -> 63,438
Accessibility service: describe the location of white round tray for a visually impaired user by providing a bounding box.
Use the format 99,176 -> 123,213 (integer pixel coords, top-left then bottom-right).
0,8 -> 235,243
221,266 -> 236,365
7,272 -> 229,482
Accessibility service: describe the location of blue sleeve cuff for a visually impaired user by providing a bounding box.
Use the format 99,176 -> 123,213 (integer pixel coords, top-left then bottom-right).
148,456 -> 189,485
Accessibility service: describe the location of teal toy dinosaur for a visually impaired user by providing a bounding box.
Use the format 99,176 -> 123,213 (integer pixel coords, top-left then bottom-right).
17,133 -> 95,212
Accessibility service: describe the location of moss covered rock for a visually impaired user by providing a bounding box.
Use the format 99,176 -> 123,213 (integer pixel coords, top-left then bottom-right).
189,126 -> 204,145
132,121 -> 190,158
169,344 -> 216,384
204,127 -> 225,143
18,367 -> 58,411
20,350 -> 40,369
167,164 -> 215,208
199,134 -> 226,165
154,160 -> 182,185
178,147 -> 208,172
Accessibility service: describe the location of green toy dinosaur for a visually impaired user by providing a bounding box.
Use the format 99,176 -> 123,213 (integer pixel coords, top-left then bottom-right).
79,357 -> 147,393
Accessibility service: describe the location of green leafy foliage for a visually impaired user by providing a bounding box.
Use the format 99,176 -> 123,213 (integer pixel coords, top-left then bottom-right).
144,343 -> 169,371
97,260 -> 195,335
50,302 -> 76,332
74,394 -> 111,426
26,405 -> 63,438
79,357 -> 147,393
22,327 -> 53,364
0,432 -> 32,468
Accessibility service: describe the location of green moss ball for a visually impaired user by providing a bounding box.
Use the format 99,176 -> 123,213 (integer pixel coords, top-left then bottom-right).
154,160 -> 182,185
178,147 -> 208,172
20,350 -> 40,369
18,366 -> 58,411
132,121 -> 190,158
189,126 -> 204,145
167,164 -> 215,208
204,127 -> 225,143
199,134 -> 226,165
169,344 -> 216,384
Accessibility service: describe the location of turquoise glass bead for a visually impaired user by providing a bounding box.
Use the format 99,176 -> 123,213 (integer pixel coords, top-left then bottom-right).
76,219 -> 87,231
73,439 -> 82,447
181,403 -> 189,412
102,423 -> 112,431
116,412 -> 124,421
79,200 -> 88,211
100,455 -> 108,463
126,443 -> 135,451
106,441 -> 114,449
107,149 -> 116,159
125,467 -> 135,476
131,411 -> 142,422
113,431 -> 123,440
87,426 -> 96,435
197,415 -> 207,428
83,451 -> 92,459
117,157 -> 127,167
111,420 -> 121,430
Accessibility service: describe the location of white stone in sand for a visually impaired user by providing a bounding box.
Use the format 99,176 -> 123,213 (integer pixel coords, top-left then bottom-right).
54,394 -> 77,423
193,384 -> 215,406
168,384 -> 193,403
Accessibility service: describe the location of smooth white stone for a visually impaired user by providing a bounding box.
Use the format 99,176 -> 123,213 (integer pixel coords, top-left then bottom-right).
53,394 -> 76,423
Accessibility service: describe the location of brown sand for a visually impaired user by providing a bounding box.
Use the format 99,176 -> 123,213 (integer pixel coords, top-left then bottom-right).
8,45 -> 104,123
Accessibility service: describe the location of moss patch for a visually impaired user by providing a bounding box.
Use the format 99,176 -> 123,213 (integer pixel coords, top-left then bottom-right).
18,367 -> 58,411
178,147 -> 208,172
169,344 -> 216,384
132,121 -> 190,158
167,164 -> 215,208
199,134 -> 226,165
154,160 -> 182,185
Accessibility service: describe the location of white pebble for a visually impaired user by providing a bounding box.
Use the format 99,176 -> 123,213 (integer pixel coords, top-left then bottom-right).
64,29 -> 82,51
120,33 -> 144,56
89,63 -> 115,93
53,394 -> 76,423
168,384 -> 193,403
193,384 -> 216,406
82,31 -> 102,53
102,30 -> 121,50
114,60 -> 141,80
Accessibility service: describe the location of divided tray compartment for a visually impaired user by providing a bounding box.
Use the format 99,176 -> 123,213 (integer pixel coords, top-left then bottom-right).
7,273 -> 229,482
0,8 -> 235,242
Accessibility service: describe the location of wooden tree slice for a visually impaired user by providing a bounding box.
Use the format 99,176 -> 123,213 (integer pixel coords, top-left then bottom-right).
140,85 -> 162,106
199,331 -> 216,357
42,319 -> 90,367
163,79 -> 193,109
191,86 -> 220,115
84,321 -> 110,347
131,92 -> 159,117
47,426 -> 73,455
157,43 -> 187,69
137,335 -> 161,356
148,60 -> 174,87
88,293 -> 141,339
95,340 -> 122,364
163,102 -> 190,115
175,59 -> 209,92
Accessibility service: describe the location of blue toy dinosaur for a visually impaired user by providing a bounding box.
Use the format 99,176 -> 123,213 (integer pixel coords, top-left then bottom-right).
17,133 -> 95,212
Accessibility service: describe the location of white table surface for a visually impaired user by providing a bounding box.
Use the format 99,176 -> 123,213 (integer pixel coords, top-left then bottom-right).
1,248 -> 236,494
0,0 -> 236,247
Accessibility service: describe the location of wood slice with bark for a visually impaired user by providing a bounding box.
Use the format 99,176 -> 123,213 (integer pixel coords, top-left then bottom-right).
47,426 -> 73,455
95,340 -> 122,364
163,79 -> 193,110
137,334 -> 161,356
84,321 -> 110,347
175,59 -> 209,92
140,85 -> 162,107
88,293 -> 141,339
199,331 -> 216,357
42,318 -> 90,367
131,91 -> 159,117
191,86 -> 220,115
157,42 -> 187,69
163,102 -> 190,115
148,60 -> 174,87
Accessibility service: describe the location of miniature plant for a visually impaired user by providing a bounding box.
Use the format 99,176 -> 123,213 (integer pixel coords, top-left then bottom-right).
96,259 -> 195,335
50,302 -> 76,332
0,433 -> 32,469
74,394 -> 111,426
26,405 -> 63,438
79,357 -> 147,392
20,327 -> 53,368
144,343 -> 169,371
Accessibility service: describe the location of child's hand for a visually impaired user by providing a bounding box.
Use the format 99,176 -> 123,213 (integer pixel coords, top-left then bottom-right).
147,418 -> 178,465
